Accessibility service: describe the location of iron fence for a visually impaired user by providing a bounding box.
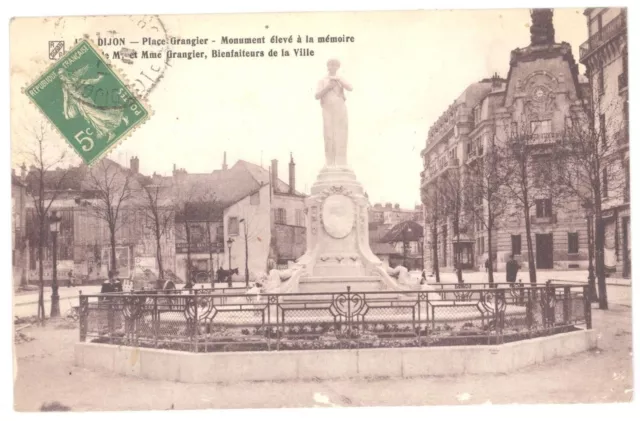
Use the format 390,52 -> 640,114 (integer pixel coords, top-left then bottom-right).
79,283 -> 591,353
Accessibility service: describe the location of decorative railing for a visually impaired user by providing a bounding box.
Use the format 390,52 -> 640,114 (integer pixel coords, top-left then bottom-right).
530,132 -> 563,145
531,214 -> 557,224
579,13 -> 626,61
79,283 -> 590,352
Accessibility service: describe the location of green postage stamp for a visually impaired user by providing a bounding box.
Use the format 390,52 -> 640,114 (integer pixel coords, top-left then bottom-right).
25,39 -> 150,165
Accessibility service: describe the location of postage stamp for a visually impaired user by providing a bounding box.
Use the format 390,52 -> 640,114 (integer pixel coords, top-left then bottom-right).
24,38 -> 150,166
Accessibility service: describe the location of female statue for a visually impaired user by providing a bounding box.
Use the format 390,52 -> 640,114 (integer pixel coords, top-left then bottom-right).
315,59 -> 352,167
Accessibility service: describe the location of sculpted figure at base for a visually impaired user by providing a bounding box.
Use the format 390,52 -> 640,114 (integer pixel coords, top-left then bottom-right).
315,59 -> 352,167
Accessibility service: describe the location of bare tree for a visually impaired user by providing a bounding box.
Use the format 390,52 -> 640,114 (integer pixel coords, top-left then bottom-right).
421,176 -> 442,282
83,160 -> 134,275
463,135 -> 512,285
501,116 -> 570,285
556,79 -> 628,310
140,180 -> 174,281
440,167 -> 467,283
22,123 -> 74,322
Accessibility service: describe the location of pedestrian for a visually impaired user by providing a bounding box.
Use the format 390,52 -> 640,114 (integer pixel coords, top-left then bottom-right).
506,254 -> 521,284
67,270 -> 75,288
100,271 -> 116,301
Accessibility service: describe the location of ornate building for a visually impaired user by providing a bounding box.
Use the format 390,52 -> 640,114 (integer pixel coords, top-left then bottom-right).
421,9 -> 590,272
579,8 -> 629,278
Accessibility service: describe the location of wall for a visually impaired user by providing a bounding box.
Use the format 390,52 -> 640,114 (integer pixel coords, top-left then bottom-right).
223,184 -> 272,276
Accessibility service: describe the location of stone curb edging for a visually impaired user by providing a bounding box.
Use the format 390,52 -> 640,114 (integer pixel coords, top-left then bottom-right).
75,329 -> 597,383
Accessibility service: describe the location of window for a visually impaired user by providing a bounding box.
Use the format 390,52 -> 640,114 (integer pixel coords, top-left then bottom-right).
625,162 -> 630,202
568,232 -> 579,254
602,167 -> 609,198
511,122 -> 518,137
250,192 -> 260,205
531,120 -> 552,135
564,116 -> 573,133
216,225 -> 224,241
600,113 -> 606,147
511,234 -> 522,256
274,208 -> 287,224
295,209 -> 305,226
535,199 -> 553,218
473,105 -> 482,124
228,217 -> 239,235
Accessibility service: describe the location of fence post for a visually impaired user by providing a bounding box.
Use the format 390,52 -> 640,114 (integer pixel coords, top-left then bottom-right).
563,286 -> 571,325
346,286 -> 352,344
583,285 -> 592,329
79,292 -> 87,342
493,291 -> 500,344
194,295 -> 199,353
107,298 -> 114,344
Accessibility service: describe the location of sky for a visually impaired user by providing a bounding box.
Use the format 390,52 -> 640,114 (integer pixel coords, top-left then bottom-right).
10,9 -> 588,208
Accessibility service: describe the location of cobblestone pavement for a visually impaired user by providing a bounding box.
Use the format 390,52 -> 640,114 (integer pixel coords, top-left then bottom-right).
12,284 -> 633,412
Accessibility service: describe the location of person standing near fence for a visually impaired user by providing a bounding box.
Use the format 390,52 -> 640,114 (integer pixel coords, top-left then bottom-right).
506,254 -> 520,284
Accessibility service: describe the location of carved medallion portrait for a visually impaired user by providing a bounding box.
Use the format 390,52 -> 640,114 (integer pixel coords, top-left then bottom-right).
321,194 -> 355,239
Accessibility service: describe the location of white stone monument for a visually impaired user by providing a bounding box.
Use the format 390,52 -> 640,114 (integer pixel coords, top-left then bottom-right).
265,59 -> 417,295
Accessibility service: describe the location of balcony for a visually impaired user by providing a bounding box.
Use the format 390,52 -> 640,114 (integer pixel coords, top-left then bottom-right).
529,132 -> 564,146
615,127 -> 629,147
580,13 -> 626,62
531,214 -> 557,225
618,72 -> 628,93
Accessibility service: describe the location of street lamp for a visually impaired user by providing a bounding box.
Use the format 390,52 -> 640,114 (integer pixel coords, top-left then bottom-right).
49,211 -> 62,317
402,226 -> 412,269
582,200 -> 598,302
226,237 -> 234,287
239,218 -> 250,287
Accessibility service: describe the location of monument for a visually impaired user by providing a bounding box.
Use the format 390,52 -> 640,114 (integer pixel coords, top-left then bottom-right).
265,59 -> 417,294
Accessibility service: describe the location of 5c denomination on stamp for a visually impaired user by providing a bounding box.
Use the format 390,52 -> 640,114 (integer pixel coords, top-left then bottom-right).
25,38 -> 150,166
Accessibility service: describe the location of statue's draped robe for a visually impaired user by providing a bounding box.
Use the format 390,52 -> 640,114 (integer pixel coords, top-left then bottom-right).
60,73 -> 126,140
317,77 -> 349,167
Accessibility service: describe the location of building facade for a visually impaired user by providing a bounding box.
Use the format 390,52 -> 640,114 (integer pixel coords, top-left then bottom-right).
579,8 -> 630,278
421,9 -> 589,272
12,169 -> 28,288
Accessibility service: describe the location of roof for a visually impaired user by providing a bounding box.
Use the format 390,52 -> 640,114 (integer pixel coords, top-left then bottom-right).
370,242 -> 396,255
379,220 -> 424,243
234,160 -> 304,196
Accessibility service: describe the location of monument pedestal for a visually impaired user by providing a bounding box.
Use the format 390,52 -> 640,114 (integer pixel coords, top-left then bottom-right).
269,166 -> 412,295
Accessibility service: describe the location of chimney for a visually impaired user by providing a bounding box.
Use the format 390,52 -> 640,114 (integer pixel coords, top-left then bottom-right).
222,151 -> 228,171
130,156 -> 139,174
491,72 -> 502,91
271,159 -> 278,193
288,153 -> 296,194
530,8 -> 555,46
173,163 -> 177,176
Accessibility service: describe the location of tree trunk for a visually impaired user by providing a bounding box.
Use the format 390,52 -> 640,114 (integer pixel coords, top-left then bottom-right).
207,222 -> 214,285
523,203 -> 537,284
455,220 -> 462,283
431,223 -> 440,283
487,220 -> 495,285
593,200 -> 608,309
185,221 -> 192,283
109,229 -> 117,276
154,218 -> 164,280
37,222 -> 45,324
